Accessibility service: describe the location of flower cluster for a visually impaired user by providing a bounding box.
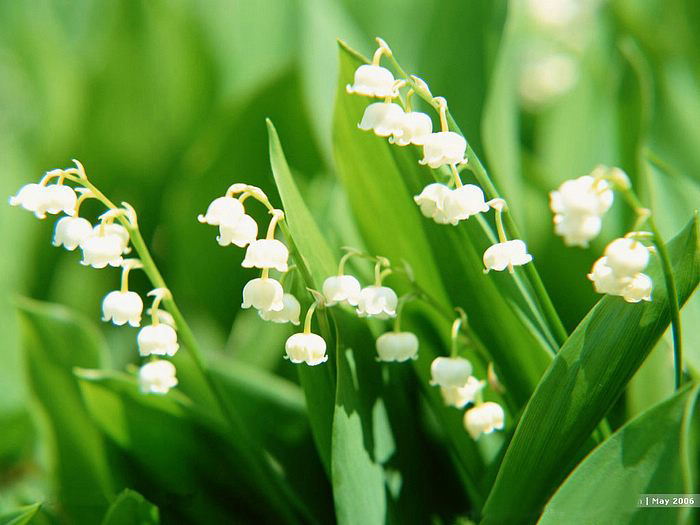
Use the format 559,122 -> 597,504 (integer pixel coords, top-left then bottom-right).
347,40 -> 533,274
588,236 -> 652,303
9,161 -> 179,394
430,355 -> 504,439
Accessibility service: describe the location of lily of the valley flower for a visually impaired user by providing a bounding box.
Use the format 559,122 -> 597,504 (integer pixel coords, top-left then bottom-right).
464,401 -> 505,439
102,291 -> 143,327
588,237 -> 652,303
242,277 -> 285,312
358,102 -> 405,137
94,223 -> 130,254
346,64 -> 397,98
376,331 -> 419,362
443,184 -> 490,225
259,293 -> 301,325
323,275 -> 362,306
137,323 -> 179,357
483,240 -> 533,272
414,183 -> 451,224
390,111 -> 433,146
198,196 -> 244,226
356,285 -> 398,319
218,214 -> 258,247
53,216 -> 93,250
80,230 -> 125,269
139,360 -> 178,394
242,239 -> 289,272
9,183 -> 77,219
440,376 -> 486,409
419,131 -> 467,168
285,333 -> 328,366
429,356 -> 473,388
604,237 -> 650,276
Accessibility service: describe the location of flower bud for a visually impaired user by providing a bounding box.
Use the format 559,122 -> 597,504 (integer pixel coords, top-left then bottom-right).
356,285 -> 398,319
419,132 -> 467,168
323,275 -> 362,306
464,402 -> 505,439
139,360 -> 178,394
242,278 -> 284,312
483,240 -> 533,272
102,291 -> 144,327
137,324 -> 179,357
285,333 -> 328,366
53,216 -> 93,251
430,357 -> 472,388
259,293 -> 301,324
242,239 -> 289,272
346,65 -> 397,98
376,331 -> 419,362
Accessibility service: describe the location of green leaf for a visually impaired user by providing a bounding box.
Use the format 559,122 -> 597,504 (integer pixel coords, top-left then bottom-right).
16,297 -> 114,525
0,503 -> 41,525
267,118 -> 337,473
76,370 -> 308,525
0,409 -> 34,470
101,489 -> 159,525
482,216 -> 700,524
539,384 -> 700,524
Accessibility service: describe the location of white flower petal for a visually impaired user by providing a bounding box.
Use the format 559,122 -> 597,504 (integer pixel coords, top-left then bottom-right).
464,402 -> 505,439
285,333 -> 328,366
323,275 -> 362,306
102,290 -> 144,327
139,360 -> 178,394
259,293 -> 301,324
376,332 -> 419,362
356,286 -> 398,319
242,278 -> 284,312
53,217 -> 93,251
430,356 -> 473,387
242,239 -> 289,272
346,65 -> 396,98
137,324 -> 179,357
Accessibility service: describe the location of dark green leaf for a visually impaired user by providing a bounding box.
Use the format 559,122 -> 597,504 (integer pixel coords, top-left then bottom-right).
0,503 -> 41,525
101,489 -> 159,525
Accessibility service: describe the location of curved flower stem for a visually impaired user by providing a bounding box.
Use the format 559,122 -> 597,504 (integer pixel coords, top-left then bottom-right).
619,188 -> 683,390
384,54 -> 568,348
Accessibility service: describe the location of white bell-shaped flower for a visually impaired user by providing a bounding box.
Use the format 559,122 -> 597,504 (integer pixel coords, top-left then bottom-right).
285,333 -> 328,366
376,331 -> 419,362
9,183 -> 76,219
620,273 -> 652,303
358,102 -> 405,138
587,257 -> 630,296
102,290 -> 144,327
137,323 -> 179,357
53,216 -> 93,251
464,402 -> 505,439
198,196 -> 244,226
218,214 -> 258,247
443,184 -> 489,225
430,356 -> 473,388
43,185 -> 77,216
414,183 -> 451,224
259,293 -> 301,324
390,111 -> 433,146
346,64 -> 397,98
604,238 -> 650,277
549,175 -> 613,217
553,213 -> 602,248
356,285 -> 398,319
323,275 -> 362,306
242,239 -> 289,272
80,231 -> 124,269
93,223 -> 130,254
483,240 -> 533,272
241,277 -> 284,312
419,132 -> 467,168
440,376 -> 486,409
139,360 -> 178,394
9,183 -> 47,216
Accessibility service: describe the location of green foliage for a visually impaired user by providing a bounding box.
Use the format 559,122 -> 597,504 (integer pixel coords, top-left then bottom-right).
101,490 -> 159,525
0,503 -> 41,525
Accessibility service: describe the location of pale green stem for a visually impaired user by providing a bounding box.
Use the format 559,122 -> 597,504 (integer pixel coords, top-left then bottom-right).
303,302 -> 318,334
449,164 -> 463,188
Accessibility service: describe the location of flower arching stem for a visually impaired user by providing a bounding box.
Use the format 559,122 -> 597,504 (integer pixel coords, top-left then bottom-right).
266,209 -> 284,240
120,260 -> 143,293
449,164 -> 463,188
303,301 -> 318,334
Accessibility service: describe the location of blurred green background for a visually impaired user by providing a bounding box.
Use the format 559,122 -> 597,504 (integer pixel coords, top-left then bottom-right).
1,0 -> 699,521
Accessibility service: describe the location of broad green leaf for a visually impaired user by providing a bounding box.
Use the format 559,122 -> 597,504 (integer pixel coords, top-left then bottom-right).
482,217 -> 700,524
0,503 -> 41,525
16,297 -> 114,525
267,119 -> 337,473
0,410 -> 34,470
539,384 -> 700,525
76,370 -> 308,525
333,42 -> 554,402
101,489 -> 159,525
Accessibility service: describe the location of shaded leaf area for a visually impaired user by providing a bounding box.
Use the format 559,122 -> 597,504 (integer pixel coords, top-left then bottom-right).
333,41 -> 555,407
76,370 -> 312,525
0,503 -> 41,525
101,489 -> 159,525
269,122 -> 476,523
540,383 -> 700,525
482,217 -> 700,524
16,298 -> 116,525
